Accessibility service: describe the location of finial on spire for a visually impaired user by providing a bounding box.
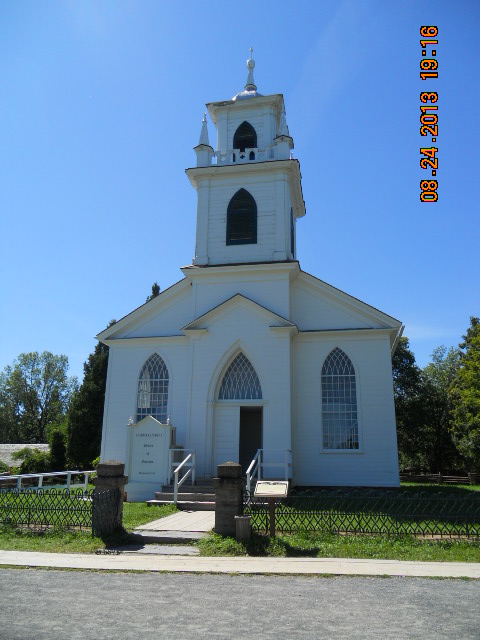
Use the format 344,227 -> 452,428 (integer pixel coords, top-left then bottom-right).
198,112 -> 210,146
245,46 -> 257,92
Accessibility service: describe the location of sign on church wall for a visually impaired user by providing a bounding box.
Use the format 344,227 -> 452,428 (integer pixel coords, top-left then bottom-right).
128,416 -> 172,485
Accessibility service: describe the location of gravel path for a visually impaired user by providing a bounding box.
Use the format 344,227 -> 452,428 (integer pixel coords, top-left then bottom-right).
0,569 -> 479,639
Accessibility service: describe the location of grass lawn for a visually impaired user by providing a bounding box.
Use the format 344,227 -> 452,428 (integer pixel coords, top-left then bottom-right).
0,503 -> 177,554
197,531 -> 480,563
1,483 -> 479,562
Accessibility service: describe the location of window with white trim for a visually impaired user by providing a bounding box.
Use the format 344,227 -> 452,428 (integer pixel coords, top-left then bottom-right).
321,347 -> 359,450
136,354 -> 169,423
218,353 -> 262,400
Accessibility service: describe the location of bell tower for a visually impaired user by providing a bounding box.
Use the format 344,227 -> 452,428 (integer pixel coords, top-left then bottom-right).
186,50 -> 305,267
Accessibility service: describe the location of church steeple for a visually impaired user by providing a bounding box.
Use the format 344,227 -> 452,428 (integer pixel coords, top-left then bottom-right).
186,54 -> 305,267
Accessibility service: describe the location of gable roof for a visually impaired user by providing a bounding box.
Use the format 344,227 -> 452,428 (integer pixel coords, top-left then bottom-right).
297,269 -> 402,328
96,276 -> 188,342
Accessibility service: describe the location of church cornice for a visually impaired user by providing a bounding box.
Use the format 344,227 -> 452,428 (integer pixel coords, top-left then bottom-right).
206,94 -> 284,124
181,260 -> 301,280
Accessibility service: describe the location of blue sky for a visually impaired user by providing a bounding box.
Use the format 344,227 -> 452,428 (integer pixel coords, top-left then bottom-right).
1,0 -> 479,383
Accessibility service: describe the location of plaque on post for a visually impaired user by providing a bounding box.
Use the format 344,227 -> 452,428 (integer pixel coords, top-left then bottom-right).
254,481 -> 289,537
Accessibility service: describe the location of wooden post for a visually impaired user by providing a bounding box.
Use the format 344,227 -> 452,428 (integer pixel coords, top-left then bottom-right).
269,496 -> 275,537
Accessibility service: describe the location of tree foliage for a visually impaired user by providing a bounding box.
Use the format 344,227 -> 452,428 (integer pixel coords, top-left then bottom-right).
450,317 -> 480,472
392,337 -> 426,470
50,429 -> 67,471
393,339 -> 462,473
146,281 -> 160,303
67,323 -> 115,469
0,352 -> 77,444
11,447 -> 51,474
421,345 -> 461,473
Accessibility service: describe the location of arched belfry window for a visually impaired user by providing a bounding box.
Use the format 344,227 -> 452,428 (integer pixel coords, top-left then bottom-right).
136,354 -> 169,423
321,348 -> 359,450
226,189 -> 257,245
233,121 -> 257,152
218,353 -> 262,400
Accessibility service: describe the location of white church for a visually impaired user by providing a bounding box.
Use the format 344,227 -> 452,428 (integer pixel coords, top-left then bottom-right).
98,52 -> 403,500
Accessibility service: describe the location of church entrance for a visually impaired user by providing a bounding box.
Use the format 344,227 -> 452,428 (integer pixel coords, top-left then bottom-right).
239,407 -> 262,472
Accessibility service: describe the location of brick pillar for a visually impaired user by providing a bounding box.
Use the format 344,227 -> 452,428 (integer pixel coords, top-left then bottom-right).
213,462 -> 245,536
92,461 -> 128,535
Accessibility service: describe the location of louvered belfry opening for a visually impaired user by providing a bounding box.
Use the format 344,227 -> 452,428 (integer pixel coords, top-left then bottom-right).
226,188 -> 257,245
233,121 -> 257,152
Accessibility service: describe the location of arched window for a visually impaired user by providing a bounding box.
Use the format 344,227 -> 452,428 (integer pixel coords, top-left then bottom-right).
136,354 -> 169,423
226,189 -> 257,245
321,348 -> 359,449
218,353 -> 262,400
233,121 -> 257,152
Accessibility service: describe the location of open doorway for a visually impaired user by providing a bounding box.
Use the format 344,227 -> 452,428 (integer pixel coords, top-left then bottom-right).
239,407 -> 262,472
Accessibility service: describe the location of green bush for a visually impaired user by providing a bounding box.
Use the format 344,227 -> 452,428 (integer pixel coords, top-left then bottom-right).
11,447 -> 51,474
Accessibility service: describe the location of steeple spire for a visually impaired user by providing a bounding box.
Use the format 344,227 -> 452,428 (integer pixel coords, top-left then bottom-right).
198,113 -> 210,146
245,47 -> 257,91
194,113 -> 213,167
278,104 -> 289,137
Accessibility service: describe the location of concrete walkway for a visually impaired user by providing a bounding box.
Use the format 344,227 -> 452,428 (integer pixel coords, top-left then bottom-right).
136,510 -> 214,532
1,549 -> 479,578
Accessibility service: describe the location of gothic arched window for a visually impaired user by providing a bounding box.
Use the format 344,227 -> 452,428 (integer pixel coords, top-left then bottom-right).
218,353 -> 262,400
233,121 -> 257,152
226,189 -> 257,245
321,348 -> 359,449
136,354 -> 169,423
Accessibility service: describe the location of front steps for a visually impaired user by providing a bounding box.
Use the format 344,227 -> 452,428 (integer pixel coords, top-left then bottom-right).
147,481 -> 216,511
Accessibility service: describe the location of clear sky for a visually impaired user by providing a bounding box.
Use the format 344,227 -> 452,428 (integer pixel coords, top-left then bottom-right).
1,0 -> 479,383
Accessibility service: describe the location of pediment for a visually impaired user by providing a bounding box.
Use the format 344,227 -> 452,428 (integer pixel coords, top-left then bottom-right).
182,294 -> 297,333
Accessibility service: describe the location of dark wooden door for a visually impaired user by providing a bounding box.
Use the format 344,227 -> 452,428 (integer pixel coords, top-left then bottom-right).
239,407 -> 262,472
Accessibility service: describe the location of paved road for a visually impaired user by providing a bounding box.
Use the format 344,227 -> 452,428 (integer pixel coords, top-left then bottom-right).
0,569 -> 479,639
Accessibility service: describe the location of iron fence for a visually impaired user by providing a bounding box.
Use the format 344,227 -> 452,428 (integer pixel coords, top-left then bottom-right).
243,489 -> 480,538
0,487 -> 119,535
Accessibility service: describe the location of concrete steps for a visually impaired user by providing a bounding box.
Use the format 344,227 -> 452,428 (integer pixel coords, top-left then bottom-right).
146,482 -> 216,511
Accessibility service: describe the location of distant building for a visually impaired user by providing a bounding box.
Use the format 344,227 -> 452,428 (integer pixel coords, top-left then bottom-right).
98,52 -> 402,499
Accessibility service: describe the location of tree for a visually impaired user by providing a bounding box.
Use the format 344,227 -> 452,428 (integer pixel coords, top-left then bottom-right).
67,322 -> 115,468
421,345 -> 461,473
392,337 -> 426,470
0,352 -> 77,444
146,282 -> 160,303
450,317 -> 480,472
50,429 -> 67,471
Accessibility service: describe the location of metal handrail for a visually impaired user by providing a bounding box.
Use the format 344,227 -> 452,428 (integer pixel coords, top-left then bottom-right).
173,451 -> 196,504
0,470 -> 95,492
246,449 -> 292,493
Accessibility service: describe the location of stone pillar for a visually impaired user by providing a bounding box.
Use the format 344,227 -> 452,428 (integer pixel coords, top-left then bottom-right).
92,461 -> 128,536
213,462 -> 245,536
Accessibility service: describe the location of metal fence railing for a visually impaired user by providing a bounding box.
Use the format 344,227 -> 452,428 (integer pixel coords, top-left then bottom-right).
0,487 -> 120,535
243,489 -> 480,538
